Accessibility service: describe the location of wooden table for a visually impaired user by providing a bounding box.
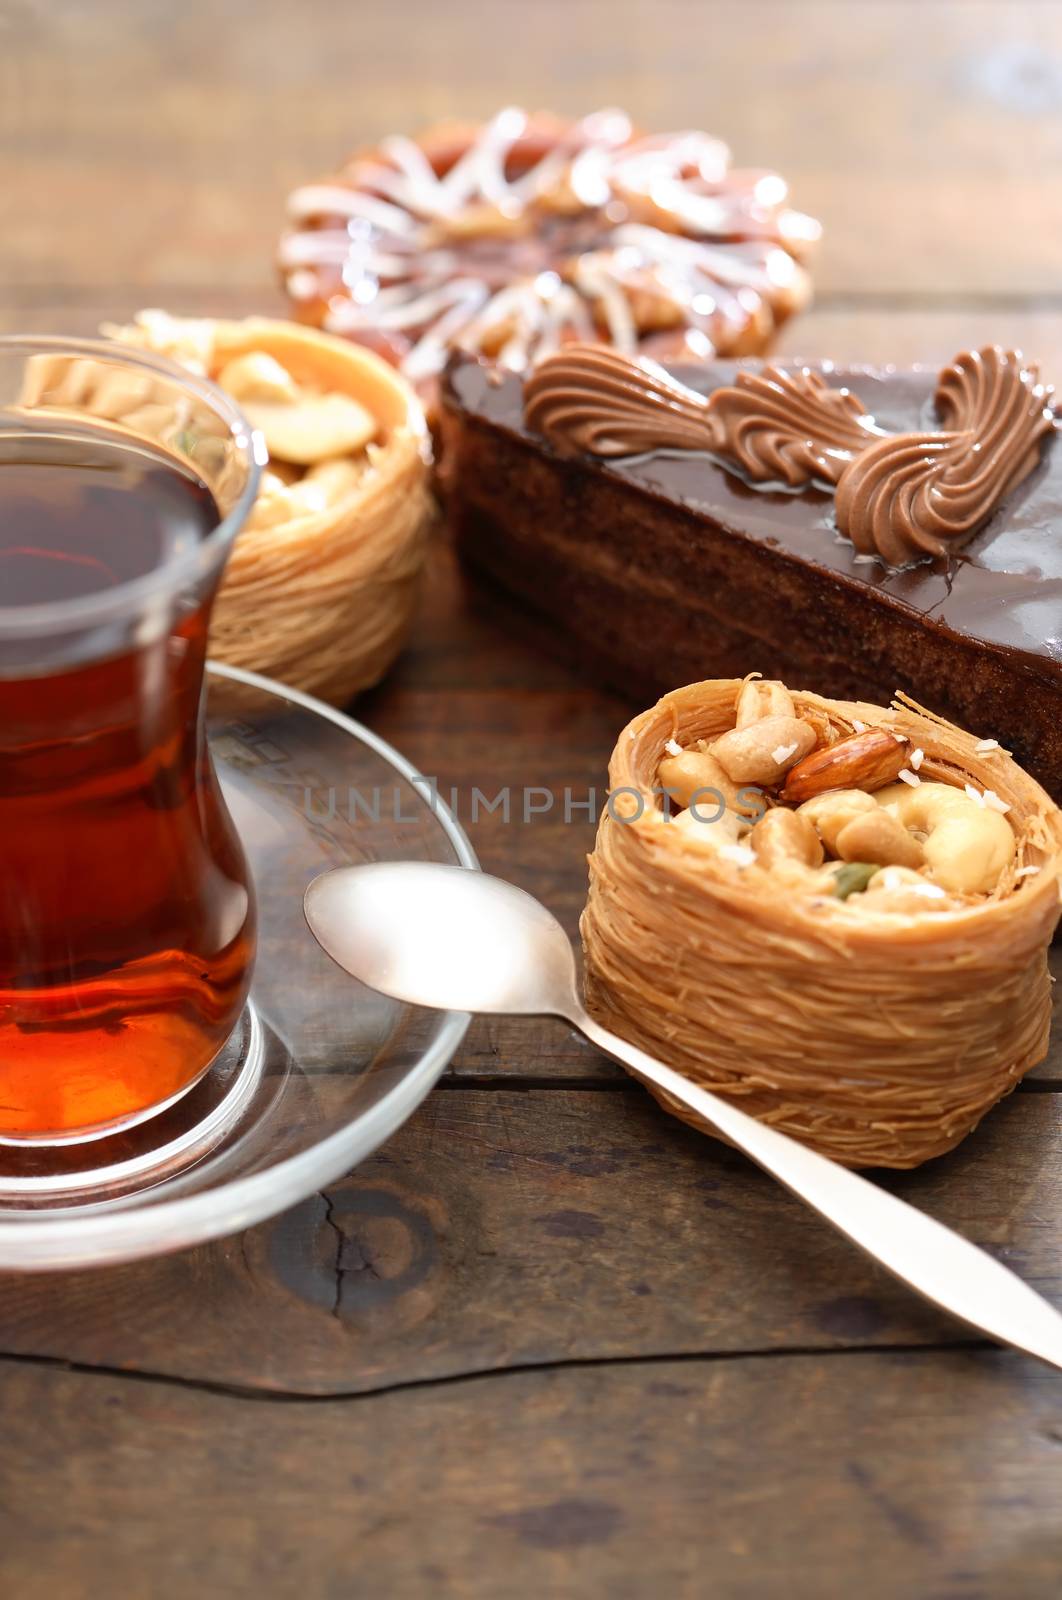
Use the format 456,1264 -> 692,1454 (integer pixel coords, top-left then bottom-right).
5,3 -> 1062,1593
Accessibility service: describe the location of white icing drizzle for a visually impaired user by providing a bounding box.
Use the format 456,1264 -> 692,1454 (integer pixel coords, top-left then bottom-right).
280,107 -> 819,382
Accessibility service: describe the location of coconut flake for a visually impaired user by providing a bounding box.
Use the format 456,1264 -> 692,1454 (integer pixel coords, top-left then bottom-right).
964,783 -> 986,808
975,738 -> 1000,753
982,789 -> 1011,815
664,737 -> 683,757
909,747 -> 925,771
771,741 -> 799,765
851,719 -> 868,734
910,881 -> 948,899
718,842 -> 756,868
1016,864 -> 1040,878
897,769 -> 921,787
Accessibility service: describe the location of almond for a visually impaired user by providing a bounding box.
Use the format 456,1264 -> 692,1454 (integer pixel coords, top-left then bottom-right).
780,728 -> 909,804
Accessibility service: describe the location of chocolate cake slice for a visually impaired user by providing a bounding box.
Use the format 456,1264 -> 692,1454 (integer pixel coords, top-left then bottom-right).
440,345 -> 1062,799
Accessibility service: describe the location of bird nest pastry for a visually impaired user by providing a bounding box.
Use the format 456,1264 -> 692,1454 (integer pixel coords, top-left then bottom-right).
102,311 -> 433,706
278,107 -> 819,403
582,676 -> 1062,1169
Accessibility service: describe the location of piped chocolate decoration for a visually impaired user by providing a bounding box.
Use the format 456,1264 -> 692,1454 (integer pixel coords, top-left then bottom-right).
837,349 -> 1056,564
523,345 -> 713,457
522,342 -> 1057,567
703,365 -> 885,487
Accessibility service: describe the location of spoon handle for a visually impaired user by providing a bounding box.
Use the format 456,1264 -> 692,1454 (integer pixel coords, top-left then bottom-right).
574,1006 -> 1062,1370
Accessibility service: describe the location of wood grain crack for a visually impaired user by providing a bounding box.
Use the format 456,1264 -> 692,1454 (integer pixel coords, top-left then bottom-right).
0,1337 -> 995,1407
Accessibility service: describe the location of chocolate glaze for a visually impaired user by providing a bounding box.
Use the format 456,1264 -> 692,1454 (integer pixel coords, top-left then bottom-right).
445,355 -> 1062,687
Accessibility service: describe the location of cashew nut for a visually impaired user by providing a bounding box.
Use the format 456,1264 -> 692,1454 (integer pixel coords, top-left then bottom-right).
834,808 -> 924,870
875,781 -> 1015,894
241,391 -> 378,465
735,678 -> 796,728
711,716 -> 816,786
749,806 -> 824,870
217,351 -> 300,406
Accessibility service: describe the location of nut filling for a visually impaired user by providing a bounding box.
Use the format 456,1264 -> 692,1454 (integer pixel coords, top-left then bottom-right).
582,676 -> 1062,1169
656,679 -> 1020,908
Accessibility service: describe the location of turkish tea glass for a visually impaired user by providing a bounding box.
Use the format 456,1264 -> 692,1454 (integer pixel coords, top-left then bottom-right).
0,336 -> 264,1143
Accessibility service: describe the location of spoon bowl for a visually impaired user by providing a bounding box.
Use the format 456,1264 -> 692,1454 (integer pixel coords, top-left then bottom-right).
305,861 -> 581,1017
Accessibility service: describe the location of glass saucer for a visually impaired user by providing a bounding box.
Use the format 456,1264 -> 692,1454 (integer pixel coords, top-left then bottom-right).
0,662 -> 475,1270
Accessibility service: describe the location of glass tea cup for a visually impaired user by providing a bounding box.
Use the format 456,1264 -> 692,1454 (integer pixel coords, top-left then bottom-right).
0,336 -> 265,1143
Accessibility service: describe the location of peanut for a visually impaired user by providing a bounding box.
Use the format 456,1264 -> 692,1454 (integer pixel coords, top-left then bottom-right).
245,479 -> 298,531
866,866 -> 933,892
85,368 -> 156,420
711,716 -> 816,786
670,803 -> 743,848
749,806 -> 824,870
120,401 -> 179,439
657,750 -> 763,821
835,809 -> 924,870
780,728 -> 909,804
796,789 -> 878,855
290,457 -> 366,512
735,678 -> 796,728
875,781 -> 1015,894
20,354 -> 97,408
859,866 -> 957,914
796,706 -> 840,749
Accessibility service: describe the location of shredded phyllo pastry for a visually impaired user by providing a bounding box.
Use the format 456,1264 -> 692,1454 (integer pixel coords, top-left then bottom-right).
102,312 -> 433,706
582,676 -> 1062,1168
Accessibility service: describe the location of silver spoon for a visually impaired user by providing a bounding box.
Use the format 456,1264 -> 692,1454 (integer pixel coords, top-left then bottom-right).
305,861 -> 1062,1370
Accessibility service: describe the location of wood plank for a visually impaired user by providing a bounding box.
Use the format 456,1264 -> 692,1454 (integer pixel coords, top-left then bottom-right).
2,1087 -> 1061,1392
780,307 -> 1062,372
2,1349 -> 1061,1598
6,301 -> 1062,375
0,291 -> 289,338
5,2 -> 1062,299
